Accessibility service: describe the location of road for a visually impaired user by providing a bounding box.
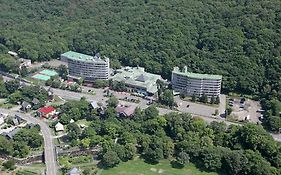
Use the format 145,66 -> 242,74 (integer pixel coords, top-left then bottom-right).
0,108 -> 57,175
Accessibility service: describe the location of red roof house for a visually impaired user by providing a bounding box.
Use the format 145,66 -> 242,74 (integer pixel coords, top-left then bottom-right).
38,106 -> 56,118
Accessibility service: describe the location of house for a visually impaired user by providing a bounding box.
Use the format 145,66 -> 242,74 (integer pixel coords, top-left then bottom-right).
47,88 -> 54,101
55,122 -> 64,132
8,51 -> 18,57
21,101 -> 32,111
32,98 -> 40,106
90,101 -> 99,109
68,167 -> 80,175
12,115 -> 23,126
19,58 -> 32,68
3,128 -> 21,139
0,116 -> 4,125
38,106 -> 56,118
116,105 -> 136,118
70,119 -> 75,123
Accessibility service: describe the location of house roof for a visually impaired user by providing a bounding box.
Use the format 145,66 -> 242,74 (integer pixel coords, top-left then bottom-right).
90,101 -> 99,109
32,98 -> 40,104
116,105 -> 136,117
12,118 -> 19,125
5,128 -> 21,139
68,167 -> 80,175
38,106 -> 56,114
22,101 -> 31,108
55,122 -> 64,132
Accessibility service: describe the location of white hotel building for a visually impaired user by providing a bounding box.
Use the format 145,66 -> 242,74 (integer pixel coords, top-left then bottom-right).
61,51 -> 110,82
172,66 -> 222,97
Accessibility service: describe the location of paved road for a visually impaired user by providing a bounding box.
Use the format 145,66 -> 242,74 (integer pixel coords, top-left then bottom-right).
0,108 -> 57,175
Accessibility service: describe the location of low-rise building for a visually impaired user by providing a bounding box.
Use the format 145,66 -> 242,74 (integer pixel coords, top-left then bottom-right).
38,106 -> 56,118
3,128 -> 21,139
111,67 -> 165,96
21,101 -> 32,111
68,167 -> 80,175
61,51 -> 110,82
116,105 -> 136,118
172,66 -> 222,97
55,122 -> 64,132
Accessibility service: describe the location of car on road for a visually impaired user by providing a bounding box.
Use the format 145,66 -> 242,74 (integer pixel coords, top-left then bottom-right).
186,104 -> 190,108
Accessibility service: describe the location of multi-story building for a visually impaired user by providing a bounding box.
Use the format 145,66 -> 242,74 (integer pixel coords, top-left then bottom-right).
172,66 -> 222,97
61,51 -> 110,82
111,67 -> 165,96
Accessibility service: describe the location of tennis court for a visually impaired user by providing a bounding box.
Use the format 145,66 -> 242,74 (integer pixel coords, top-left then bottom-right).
32,74 -> 51,81
40,69 -> 58,76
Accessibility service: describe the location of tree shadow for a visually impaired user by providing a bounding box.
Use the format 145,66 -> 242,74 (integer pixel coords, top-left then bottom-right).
170,160 -> 184,169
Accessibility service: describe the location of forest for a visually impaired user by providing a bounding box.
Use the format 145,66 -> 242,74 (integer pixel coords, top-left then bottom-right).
0,0 -> 281,98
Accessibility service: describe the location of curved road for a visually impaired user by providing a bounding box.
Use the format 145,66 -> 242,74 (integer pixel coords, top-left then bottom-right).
0,108 -> 57,175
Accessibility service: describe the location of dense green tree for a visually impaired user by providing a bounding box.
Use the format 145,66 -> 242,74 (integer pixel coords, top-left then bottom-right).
106,96 -> 119,108
199,147 -> 223,171
160,89 -> 175,108
101,150 -> 120,168
2,160 -> 16,170
222,150 -> 248,175
57,64 -> 68,80
215,96 -> 220,104
199,93 -> 208,103
143,106 -> 159,120
265,116 -> 281,132
13,128 -> 43,148
0,136 -> 13,155
176,151 -> 190,167
5,80 -> 20,93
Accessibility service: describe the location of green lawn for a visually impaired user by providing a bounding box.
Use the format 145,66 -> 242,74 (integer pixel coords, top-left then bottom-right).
98,159 -> 218,175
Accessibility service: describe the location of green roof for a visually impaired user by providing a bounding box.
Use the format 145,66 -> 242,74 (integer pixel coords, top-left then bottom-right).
173,67 -> 222,80
111,67 -> 164,94
61,51 -> 109,63
61,51 -> 93,61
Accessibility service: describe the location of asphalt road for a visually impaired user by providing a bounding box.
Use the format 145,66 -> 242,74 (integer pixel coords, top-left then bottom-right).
0,108 -> 57,175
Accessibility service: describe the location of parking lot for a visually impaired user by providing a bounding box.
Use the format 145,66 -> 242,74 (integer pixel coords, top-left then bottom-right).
228,97 -> 261,123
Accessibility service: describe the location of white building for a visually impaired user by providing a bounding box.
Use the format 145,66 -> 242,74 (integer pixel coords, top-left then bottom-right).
55,122 -> 64,132
172,66 -> 222,97
61,51 -> 110,82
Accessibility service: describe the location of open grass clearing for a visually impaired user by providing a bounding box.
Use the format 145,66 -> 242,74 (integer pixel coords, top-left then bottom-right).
98,159 -> 218,175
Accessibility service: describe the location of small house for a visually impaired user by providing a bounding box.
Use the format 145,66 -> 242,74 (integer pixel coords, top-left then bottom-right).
21,101 -> 32,111
12,115 -> 23,126
68,167 -> 80,175
70,119 -> 75,123
0,116 -> 4,125
32,98 -> 40,106
3,128 -> 21,139
90,101 -> 99,109
116,105 -> 136,118
55,122 -> 64,132
38,106 -> 56,118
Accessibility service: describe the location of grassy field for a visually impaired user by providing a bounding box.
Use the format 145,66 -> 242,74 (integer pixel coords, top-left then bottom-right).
98,159 -> 218,175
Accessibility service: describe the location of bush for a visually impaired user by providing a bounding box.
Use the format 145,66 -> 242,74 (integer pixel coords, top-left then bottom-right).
2,160 -> 16,170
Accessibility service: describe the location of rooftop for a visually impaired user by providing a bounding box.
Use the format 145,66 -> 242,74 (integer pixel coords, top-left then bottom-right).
61,51 -> 108,63
173,66 -> 222,80
111,67 -> 164,94
38,106 -> 56,114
